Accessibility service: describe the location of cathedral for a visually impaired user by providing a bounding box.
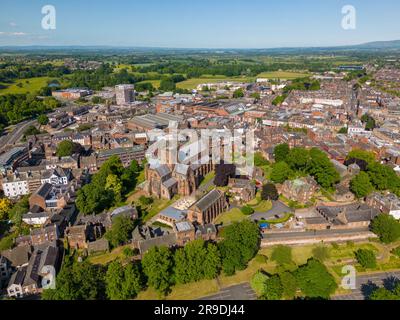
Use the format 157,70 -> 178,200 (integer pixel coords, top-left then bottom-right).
144,143 -> 214,199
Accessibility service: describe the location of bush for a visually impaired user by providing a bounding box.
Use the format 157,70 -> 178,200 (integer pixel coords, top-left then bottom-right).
241,206 -> 255,215
391,247 -> 400,258
355,249 -> 377,269
263,275 -> 283,300
250,271 -> 269,296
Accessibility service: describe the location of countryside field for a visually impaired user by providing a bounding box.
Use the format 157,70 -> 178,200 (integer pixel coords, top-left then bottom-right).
176,76 -> 255,89
136,80 -> 161,89
0,76 -> 66,95
256,71 -> 311,79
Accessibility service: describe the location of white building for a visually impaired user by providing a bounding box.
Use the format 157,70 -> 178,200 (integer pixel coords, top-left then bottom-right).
2,178 -> 29,198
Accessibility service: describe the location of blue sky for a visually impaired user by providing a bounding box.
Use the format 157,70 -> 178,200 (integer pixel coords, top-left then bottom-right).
0,0 -> 399,48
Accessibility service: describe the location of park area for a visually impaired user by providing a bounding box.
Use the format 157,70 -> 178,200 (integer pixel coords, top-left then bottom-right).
134,240 -> 400,300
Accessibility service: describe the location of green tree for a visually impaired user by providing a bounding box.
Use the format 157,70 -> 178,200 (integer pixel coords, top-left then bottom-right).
37,114 -> 49,126
105,174 -> 123,204
250,271 -> 269,296
105,215 -> 135,248
233,88 -> 244,98
287,147 -> 310,171
347,149 -> 376,166
355,249 -> 377,269
308,148 -> 340,188
271,162 -> 292,184
261,183 -> 279,201
338,127 -> 348,134
142,246 -> 174,295
371,214 -> 400,244
350,172 -> 374,198
263,275 -> 283,300
56,140 -> 83,157
279,271 -> 298,299
218,220 -> 260,275
42,258 -> 106,300
295,259 -> 337,299
105,260 -> 125,300
274,144 -> 290,163
159,79 -> 176,92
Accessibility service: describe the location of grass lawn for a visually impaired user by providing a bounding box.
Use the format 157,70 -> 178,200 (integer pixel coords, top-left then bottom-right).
256,71 -> 311,80
199,171 -> 215,187
214,208 -> 248,225
88,245 -> 131,265
177,76 -> 255,89
136,279 -> 220,300
252,200 -> 273,213
142,196 -> 180,223
0,77 -> 56,95
260,212 -> 293,225
137,80 -> 161,89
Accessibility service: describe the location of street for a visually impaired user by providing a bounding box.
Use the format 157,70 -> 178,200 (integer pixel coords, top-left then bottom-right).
199,283 -> 257,301
333,271 -> 400,300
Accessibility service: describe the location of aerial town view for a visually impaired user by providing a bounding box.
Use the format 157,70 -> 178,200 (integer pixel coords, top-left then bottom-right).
1,0 -> 400,310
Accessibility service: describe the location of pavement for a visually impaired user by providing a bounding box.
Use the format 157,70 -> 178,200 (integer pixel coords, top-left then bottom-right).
199,283 -> 257,301
251,200 -> 293,221
333,271 -> 400,300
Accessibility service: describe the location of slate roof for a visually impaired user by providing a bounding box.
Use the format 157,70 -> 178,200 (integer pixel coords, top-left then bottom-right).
174,164 -> 189,176
160,207 -> 187,221
162,177 -> 178,189
192,189 -> 223,211
1,245 -> 32,268
35,183 -> 53,198
155,164 -> 171,178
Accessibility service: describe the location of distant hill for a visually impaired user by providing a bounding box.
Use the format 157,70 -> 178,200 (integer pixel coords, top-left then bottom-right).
1,40 -> 400,53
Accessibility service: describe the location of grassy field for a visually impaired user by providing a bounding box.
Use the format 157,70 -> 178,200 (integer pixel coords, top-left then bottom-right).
256,71 -> 311,80
177,76 -> 255,89
214,208 -> 248,225
0,77 -> 55,95
88,245 -> 131,265
136,80 -> 161,89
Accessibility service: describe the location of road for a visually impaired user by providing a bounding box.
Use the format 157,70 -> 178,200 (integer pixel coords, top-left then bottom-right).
333,271 -> 400,300
199,283 -> 257,301
262,227 -> 371,240
251,201 -> 293,221
0,119 -> 37,153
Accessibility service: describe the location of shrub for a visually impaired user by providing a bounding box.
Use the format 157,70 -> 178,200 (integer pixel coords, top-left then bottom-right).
355,249 -> 377,269
250,271 -> 269,296
241,206 -> 255,215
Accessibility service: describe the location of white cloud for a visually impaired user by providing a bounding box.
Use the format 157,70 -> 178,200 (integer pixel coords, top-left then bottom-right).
9,22 -> 17,27
0,32 -> 5,35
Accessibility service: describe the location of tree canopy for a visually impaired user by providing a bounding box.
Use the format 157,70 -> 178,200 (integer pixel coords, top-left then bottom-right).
218,220 -> 260,276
